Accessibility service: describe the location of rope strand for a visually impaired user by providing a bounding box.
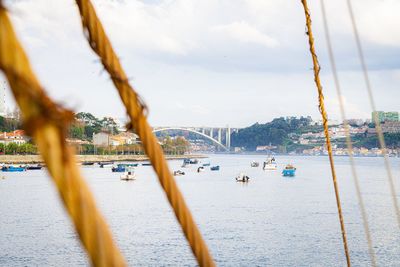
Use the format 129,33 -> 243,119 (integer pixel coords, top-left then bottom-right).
0,6 -> 126,266
74,1 -> 215,266
301,1 -> 351,266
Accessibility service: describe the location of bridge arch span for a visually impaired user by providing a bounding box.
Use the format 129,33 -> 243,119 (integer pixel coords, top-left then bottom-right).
152,127 -> 228,151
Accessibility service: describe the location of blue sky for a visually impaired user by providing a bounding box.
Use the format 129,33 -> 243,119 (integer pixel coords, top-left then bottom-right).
2,0 -> 400,127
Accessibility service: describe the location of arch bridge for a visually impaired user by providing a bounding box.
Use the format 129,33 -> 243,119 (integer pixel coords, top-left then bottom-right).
152,126 -> 240,151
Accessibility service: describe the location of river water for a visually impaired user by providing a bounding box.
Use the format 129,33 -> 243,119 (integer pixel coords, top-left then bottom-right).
1,155 -> 400,266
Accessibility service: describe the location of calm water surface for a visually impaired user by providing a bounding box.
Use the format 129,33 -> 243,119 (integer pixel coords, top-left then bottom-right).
1,155 -> 400,266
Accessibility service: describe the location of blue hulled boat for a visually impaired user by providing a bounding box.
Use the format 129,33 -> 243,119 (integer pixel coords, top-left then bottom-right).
112,164 -> 126,172
282,164 -> 296,177
2,166 -> 26,172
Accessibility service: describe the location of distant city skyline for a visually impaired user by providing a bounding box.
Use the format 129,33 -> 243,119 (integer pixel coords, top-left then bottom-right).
2,0 -> 400,127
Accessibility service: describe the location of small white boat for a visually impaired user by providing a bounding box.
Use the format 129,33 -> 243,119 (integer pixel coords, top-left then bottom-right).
250,161 -> 259,167
173,170 -> 185,176
120,169 -> 136,181
236,172 -> 250,182
263,157 -> 277,170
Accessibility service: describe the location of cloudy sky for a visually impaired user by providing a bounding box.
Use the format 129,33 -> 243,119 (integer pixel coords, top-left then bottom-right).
2,0 -> 400,127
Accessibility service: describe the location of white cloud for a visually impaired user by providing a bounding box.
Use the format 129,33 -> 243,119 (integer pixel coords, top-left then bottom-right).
212,21 -> 278,47
348,0 -> 400,47
325,96 -> 368,120
2,0 -> 399,126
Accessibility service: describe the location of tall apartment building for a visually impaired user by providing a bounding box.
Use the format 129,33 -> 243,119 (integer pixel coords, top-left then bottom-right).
371,111 -> 399,123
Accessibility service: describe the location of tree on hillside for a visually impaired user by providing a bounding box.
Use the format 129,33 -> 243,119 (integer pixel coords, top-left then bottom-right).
231,116 -> 313,151
100,117 -> 119,134
70,112 -> 114,140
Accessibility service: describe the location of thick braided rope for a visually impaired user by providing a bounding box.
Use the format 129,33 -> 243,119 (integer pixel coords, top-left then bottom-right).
301,1 -> 351,266
0,5 -> 126,267
346,0 -> 400,230
74,1 -> 215,266
320,1 -> 376,265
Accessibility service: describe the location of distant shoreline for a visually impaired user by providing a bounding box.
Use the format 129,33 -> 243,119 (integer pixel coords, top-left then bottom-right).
213,152 -> 399,158
0,153 -> 397,164
0,154 -> 207,164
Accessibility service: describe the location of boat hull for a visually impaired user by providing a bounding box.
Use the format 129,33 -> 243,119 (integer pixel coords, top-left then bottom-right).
82,162 -> 95,166
100,164 -> 113,168
282,169 -> 296,177
210,166 -> 220,171
2,167 -> 26,172
263,164 -> 277,170
27,166 -> 42,170
120,175 -> 135,181
112,167 -> 125,172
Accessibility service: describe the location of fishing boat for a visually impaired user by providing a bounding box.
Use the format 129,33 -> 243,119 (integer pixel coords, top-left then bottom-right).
173,170 -> 185,176
99,162 -> 114,168
250,161 -> 259,167
26,164 -> 43,170
263,157 -> 277,170
197,166 -> 205,173
210,165 -> 220,171
236,173 -> 250,182
202,162 -> 210,166
189,159 -> 199,164
2,166 -> 26,172
282,164 -> 296,177
82,161 -> 95,166
142,162 -> 152,166
183,158 -> 191,164
112,164 -> 126,172
120,169 -> 136,181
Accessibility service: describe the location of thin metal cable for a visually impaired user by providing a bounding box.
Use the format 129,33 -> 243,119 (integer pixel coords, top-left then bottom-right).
320,1 -> 376,265
301,1 -> 351,266
346,0 -> 400,229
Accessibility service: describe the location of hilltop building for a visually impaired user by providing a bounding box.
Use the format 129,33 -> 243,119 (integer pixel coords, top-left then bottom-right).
367,121 -> 400,135
384,112 -> 399,122
347,119 -> 364,126
372,111 -> 399,123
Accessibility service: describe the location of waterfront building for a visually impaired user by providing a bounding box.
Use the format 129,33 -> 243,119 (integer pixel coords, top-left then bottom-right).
0,130 -> 28,145
93,131 -> 138,147
113,132 -> 138,145
93,132 -> 110,146
256,145 -> 277,151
